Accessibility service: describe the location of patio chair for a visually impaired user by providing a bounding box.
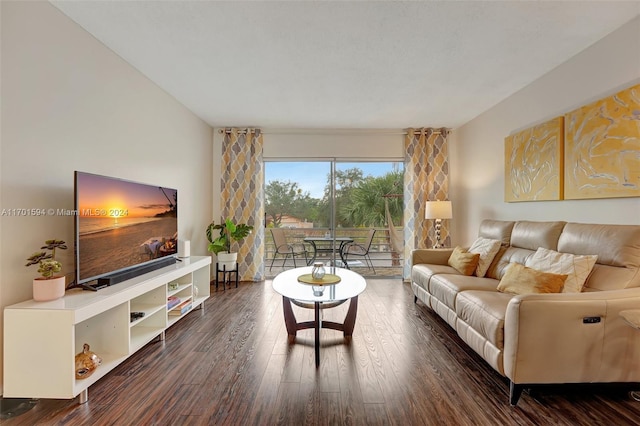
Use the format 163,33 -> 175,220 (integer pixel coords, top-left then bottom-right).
270,228 -> 310,271
342,229 -> 376,273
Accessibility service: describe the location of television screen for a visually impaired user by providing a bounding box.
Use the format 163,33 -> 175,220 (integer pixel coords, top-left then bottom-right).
75,171 -> 178,286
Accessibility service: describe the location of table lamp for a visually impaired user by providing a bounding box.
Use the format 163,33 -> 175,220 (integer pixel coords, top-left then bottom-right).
425,200 -> 452,248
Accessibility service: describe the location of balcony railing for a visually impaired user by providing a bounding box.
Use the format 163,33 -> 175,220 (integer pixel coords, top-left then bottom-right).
264,226 -> 404,278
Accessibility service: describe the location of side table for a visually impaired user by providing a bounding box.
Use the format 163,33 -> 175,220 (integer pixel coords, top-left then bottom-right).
215,262 -> 238,291
619,310 -> 640,401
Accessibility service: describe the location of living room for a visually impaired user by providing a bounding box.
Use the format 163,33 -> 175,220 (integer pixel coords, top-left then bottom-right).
1,1 -> 640,424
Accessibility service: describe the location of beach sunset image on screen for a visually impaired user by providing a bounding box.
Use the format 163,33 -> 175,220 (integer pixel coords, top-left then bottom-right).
75,172 -> 178,284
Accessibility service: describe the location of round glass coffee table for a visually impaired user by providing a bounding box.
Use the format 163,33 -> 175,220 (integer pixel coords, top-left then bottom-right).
272,266 -> 366,367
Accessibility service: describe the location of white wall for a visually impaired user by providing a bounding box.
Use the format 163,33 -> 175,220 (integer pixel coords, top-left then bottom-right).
0,1 -> 213,392
450,17 -> 640,245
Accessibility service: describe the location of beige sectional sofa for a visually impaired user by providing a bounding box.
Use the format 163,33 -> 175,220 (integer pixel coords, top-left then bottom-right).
411,219 -> 640,405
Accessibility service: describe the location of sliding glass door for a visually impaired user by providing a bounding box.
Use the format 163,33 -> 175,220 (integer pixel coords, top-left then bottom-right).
264,160 -> 403,277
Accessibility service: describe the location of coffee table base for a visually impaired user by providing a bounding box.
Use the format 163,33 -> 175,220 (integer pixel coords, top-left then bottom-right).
282,295 -> 359,367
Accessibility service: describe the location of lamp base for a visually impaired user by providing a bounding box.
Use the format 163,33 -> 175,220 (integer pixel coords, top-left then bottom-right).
433,219 -> 445,249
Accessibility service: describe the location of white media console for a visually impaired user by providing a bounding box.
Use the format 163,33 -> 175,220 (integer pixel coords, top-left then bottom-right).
3,256 -> 211,403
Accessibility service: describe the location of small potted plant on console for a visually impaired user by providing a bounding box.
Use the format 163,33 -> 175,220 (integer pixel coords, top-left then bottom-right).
206,218 -> 253,270
25,239 -> 68,301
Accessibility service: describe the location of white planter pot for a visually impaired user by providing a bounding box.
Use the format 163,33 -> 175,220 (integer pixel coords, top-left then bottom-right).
217,252 -> 238,270
33,276 -> 65,302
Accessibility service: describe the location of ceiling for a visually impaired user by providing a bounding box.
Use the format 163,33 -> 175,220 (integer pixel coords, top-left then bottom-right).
50,1 -> 640,130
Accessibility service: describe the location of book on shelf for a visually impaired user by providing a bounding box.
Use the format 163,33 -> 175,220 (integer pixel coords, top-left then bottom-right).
167,295 -> 181,309
168,299 -> 192,315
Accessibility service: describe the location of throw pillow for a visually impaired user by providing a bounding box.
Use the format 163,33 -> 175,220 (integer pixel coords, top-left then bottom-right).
497,262 -> 567,295
525,247 -> 598,293
448,246 -> 481,276
468,237 -> 502,277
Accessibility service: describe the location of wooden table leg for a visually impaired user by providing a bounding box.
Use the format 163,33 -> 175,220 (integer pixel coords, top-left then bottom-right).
282,296 -> 298,342
283,296 -> 358,367
315,301 -> 321,368
343,296 -> 358,337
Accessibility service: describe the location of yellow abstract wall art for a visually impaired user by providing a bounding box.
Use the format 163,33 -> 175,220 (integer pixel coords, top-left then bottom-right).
505,116 -> 564,202
564,84 -> 640,200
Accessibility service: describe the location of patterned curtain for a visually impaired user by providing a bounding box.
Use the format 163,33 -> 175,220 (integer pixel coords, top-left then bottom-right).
220,128 -> 265,281
403,127 -> 451,279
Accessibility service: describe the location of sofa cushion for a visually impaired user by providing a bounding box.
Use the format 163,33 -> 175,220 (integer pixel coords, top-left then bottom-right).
411,248 -> 454,267
583,264 -> 640,291
510,221 -> 566,251
525,247 -> 597,293
411,263 -> 457,292
429,274 -> 499,312
497,262 -> 567,295
558,223 -> 640,268
469,237 -> 502,277
478,220 -> 515,246
456,290 -> 513,350
448,246 -> 481,276
486,246 -> 536,280
558,223 -> 640,290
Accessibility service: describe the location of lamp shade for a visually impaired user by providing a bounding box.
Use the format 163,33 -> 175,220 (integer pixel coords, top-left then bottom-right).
425,200 -> 452,220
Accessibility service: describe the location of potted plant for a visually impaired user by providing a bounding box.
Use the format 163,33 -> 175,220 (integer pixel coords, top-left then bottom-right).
206,218 -> 253,269
25,239 -> 68,301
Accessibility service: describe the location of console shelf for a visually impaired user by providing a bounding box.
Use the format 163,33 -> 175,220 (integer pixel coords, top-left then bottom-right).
3,256 -> 211,402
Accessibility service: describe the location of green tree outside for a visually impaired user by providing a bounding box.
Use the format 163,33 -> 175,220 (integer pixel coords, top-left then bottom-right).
339,170 -> 403,227
265,180 -> 320,227
265,165 -> 404,266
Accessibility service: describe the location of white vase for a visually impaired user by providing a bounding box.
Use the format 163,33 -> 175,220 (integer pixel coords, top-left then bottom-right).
217,252 -> 238,270
32,276 -> 66,302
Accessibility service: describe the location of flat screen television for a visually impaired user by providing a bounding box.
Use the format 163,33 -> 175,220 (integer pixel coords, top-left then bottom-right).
74,171 -> 178,289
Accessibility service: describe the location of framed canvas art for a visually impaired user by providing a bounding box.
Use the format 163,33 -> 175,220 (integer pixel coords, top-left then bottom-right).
564,84 -> 640,200
505,116 -> 564,202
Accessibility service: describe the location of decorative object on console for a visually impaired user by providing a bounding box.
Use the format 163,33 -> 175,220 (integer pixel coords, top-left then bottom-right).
74,343 -> 102,380
504,116 -> 564,202
178,240 -> 190,258
167,295 -> 181,309
130,311 -> 145,322
25,239 -> 68,301
206,218 -> 253,269
564,83 -> 640,200
424,200 -> 452,248
168,300 -> 192,316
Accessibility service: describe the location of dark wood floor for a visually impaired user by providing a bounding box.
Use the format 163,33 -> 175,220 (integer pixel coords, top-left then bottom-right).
4,278 -> 640,425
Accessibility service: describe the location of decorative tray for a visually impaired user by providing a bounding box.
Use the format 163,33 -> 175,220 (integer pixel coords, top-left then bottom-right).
297,274 -> 341,285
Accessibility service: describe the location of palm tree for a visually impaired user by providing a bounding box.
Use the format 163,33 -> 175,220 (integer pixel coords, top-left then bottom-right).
340,171 -> 403,265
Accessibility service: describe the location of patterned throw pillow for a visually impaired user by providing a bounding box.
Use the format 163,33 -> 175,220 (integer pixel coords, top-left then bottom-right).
468,237 -> 502,277
525,247 -> 598,293
497,262 -> 567,295
448,246 -> 481,276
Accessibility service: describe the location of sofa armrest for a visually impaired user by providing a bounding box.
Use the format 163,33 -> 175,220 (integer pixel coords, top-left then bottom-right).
411,248 -> 453,266
503,288 -> 640,384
